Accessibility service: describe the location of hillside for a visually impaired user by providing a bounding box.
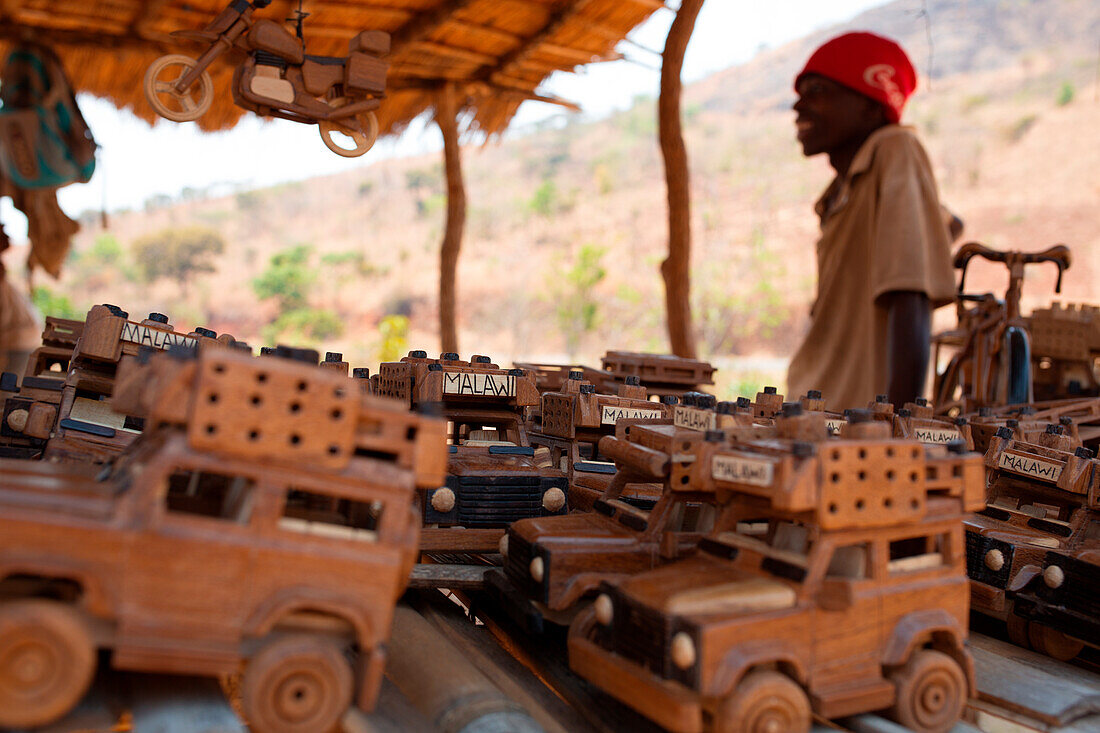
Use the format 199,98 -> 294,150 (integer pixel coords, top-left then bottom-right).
16,0 -> 1100,398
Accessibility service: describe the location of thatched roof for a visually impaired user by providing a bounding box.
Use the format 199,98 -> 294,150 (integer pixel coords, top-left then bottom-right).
0,0 -> 663,135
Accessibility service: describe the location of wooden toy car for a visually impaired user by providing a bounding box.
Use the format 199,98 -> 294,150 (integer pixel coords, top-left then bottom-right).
516,351 -> 717,400
0,345 -> 445,730
1027,302 -> 1100,401
568,415 -> 984,733
374,351 -> 568,552
488,422 -> 716,630
1010,547 -> 1099,661
41,305 -> 218,464
0,317 -> 83,458
892,398 -> 975,450
600,351 -> 716,399
967,396 -> 1100,453
528,372 -> 671,509
964,425 -> 1098,659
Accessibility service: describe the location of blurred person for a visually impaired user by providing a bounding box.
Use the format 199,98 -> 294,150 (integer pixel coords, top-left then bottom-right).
786,31 -> 959,411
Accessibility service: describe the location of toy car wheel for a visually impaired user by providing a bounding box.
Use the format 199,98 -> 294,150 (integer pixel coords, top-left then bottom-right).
886,649 -> 966,733
240,634 -> 353,733
715,670 -> 810,733
319,99 -> 379,158
144,54 -> 214,122
1027,622 -> 1083,661
0,599 -> 96,729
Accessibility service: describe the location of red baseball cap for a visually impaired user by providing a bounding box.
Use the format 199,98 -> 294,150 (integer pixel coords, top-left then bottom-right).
795,32 -> 917,123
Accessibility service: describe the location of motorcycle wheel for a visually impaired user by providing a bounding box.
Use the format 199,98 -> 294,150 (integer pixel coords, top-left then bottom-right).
144,54 -> 215,122
319,106 -> 379,158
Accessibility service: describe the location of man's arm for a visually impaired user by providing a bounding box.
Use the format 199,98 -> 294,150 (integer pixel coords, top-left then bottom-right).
880,290 -> 930,406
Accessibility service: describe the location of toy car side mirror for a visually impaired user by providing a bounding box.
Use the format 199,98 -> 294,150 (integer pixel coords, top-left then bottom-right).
817,577 -> 855,611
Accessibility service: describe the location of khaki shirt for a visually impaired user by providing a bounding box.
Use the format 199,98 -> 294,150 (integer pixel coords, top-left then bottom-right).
787,125 -> 955,411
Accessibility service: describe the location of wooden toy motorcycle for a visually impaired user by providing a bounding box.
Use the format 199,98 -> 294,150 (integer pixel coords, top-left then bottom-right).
932,241 -> 1070,413
144,0 -> 388,157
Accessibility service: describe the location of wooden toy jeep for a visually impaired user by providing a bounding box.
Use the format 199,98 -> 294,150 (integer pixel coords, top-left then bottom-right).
0,316 -> 82,458
568,416 -> 984,733
527,371 -> 671,509
1026,302 -> 1100,401
373,351 -> 568,552
488,422 -> 717,630
40,304 -> 221,464
0,345 -> 445,731
490,408 -> 818,631
967,396 -> 1100,453
892,398 -> 975,451
1010,547 -> 1099,661
964,425 -> 1098,659
516,350 -> 717,400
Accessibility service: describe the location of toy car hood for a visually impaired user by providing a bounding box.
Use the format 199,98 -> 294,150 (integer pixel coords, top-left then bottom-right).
614,553 -> 797,617
512,511 -> 639,545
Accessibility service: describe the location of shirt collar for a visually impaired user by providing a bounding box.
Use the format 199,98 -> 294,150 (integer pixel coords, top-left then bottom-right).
814,124 -> 909,220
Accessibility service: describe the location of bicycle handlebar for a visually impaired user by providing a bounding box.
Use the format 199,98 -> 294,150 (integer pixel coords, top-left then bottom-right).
954,241 -> 1071,294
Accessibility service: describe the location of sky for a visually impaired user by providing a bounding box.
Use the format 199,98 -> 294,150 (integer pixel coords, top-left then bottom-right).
2,0 -> 890,237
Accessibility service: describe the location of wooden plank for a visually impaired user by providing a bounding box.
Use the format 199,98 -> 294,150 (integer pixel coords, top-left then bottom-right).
969,632 -> 1100,727
125,673 -> 244,732
408,563 -> 491,589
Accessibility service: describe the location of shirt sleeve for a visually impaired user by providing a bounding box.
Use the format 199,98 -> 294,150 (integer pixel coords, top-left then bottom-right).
869,132 -> 957,309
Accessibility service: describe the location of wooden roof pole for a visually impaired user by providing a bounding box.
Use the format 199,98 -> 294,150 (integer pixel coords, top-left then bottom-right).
658,0 -> 703,359
390,0 -> 479,54
436,83 -> 466,355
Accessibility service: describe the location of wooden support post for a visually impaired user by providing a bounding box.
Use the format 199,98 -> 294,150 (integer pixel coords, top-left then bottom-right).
658,0 -> 704,359
436,84 -> 466,355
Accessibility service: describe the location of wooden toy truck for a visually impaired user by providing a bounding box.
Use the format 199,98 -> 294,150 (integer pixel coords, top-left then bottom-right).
516,350 -> 717,399
1026,302 -> 1100,401
489,422 -> 716,630
964,425 -> 1098,659
41,305 -> 219,464
491,408 -> 819,631
0,345 -> 445,731
528,371 -> 670,508
568,417 -> 985,733
373,351 -> 568,552
0,317 -> 82,458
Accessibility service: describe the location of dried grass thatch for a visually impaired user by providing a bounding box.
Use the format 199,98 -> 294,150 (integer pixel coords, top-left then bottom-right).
0,0 -> 663,137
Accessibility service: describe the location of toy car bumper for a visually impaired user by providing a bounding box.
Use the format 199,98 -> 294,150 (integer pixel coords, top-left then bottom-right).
568,633 -> 703,733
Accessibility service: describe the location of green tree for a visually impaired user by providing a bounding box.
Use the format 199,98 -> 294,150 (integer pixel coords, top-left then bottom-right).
252,244 -> 315,312
131,226 -> 225,294
31,286 -> 84,320
549,243 -> 606,358
253,244 -> 343,347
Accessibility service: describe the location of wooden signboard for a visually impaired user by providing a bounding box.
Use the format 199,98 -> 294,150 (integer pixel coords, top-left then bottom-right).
996,450 -> 1064,483
599,405 -> 663,426
442,371 -> 516,398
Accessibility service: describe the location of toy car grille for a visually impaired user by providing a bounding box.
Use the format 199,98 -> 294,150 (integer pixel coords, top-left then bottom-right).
454,476 -> 544,527
504,533 -> 539,595
607,589 -> 671,677
964,530 -> 1014,589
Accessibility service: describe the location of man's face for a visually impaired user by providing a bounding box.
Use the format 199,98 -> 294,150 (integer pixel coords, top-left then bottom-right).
793,74 -> 882,157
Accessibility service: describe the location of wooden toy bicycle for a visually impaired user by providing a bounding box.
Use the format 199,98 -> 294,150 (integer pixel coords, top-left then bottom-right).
933,241 -> 1070,414
144,0 -> 388,157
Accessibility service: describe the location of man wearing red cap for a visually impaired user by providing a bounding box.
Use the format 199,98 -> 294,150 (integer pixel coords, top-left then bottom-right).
786,31 -> 957,411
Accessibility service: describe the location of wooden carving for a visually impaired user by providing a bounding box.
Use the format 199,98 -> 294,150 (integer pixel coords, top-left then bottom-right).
528,373 -> 671,510
568,425 -> 983,733
932,242 -> 1072,413
600,351 -> 716,399
1026,302 -> 1100,401
376,351 -> 567,553
144,0 -> 388,157
42,305 -> 222,464
965,427 -> 1098,660
0,345 -> 444,730
0,317 -> 82,458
